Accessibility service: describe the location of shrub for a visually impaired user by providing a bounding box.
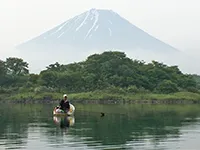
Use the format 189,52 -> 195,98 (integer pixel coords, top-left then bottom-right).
156,80 -> 179,94
126,85 -> 139,93
34,86 -> 54,93
105,85 -> 126,94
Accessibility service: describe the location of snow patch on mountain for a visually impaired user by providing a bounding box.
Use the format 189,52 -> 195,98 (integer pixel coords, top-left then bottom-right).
108,28 -> 112,36
94,25 -> 99,31
84,9 -> 99,40
57,32 -> 65,38
50,21 -> 69,36
108,20 -> 112,24
76,11 -> 90,31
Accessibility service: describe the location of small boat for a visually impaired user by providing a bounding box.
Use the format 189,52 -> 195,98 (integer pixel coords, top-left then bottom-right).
53,103 -> 75,116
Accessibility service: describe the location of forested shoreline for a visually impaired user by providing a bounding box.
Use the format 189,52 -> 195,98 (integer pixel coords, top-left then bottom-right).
1,51 -> 200,103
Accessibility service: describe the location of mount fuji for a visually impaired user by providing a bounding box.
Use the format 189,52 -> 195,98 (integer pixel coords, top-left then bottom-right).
17,8 -> 178,52
16,8 -> 189,73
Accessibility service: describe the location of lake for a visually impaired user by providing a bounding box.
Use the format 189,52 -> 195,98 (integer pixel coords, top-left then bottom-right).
1,103 -> 200,150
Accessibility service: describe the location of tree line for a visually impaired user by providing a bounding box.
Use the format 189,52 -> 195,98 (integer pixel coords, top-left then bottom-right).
0,51 -> 199,95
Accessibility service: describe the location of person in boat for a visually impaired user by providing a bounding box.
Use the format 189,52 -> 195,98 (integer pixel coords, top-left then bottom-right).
59,94 -> 70,113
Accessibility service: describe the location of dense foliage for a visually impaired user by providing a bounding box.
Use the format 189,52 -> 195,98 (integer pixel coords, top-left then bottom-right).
0,51 -> 199,100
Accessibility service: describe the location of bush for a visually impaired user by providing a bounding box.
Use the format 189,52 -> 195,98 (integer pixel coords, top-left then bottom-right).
34,86 -> 54,93
126,85 -> 139,93
186,87 -> 199,93
156,80 -> 179,94
138,87 -> 150,94
105,86 -> 126,94
0,87 -> 19,94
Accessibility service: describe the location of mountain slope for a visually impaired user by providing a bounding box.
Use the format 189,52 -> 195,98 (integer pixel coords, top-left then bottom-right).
17,8 -> 178,53
17,8 -> 198,74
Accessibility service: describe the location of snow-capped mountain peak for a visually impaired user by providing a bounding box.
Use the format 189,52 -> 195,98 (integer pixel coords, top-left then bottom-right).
16,8 -> 193,74
17,8 -> 178,53
46,8 -> 122,41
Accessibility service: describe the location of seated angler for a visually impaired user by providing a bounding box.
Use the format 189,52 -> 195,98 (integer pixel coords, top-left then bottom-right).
59,94 -> 70,113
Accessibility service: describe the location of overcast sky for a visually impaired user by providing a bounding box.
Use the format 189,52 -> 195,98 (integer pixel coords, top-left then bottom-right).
0,0 -> 200,58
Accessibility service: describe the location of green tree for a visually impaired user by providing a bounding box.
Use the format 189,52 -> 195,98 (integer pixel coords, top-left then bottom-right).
39,71 -> 58,88
6,57 -> 29,75
156,80 -> 179,94
28,73 -> 39,84
1,51 -> 197,96
0,60 -> 6,76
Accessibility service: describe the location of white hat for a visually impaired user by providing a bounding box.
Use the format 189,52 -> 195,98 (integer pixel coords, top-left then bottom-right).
63,94 -> 67,97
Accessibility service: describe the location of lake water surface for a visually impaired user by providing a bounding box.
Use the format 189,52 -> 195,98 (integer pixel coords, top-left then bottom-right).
1,103 -> 200,150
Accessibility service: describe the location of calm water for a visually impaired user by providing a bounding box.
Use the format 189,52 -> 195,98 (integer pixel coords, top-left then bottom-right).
1,103 -> 200,150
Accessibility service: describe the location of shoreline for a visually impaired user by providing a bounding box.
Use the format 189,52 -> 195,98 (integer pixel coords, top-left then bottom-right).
1,91 -> 200,104
1,98 -> 200,104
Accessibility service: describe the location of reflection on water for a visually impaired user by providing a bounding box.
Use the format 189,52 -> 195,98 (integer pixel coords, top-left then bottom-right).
53,116 -> 75,129
1,103 -> 200,149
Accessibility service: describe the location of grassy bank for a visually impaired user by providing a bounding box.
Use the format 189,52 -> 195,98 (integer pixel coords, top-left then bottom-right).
1,90 -> 200,104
